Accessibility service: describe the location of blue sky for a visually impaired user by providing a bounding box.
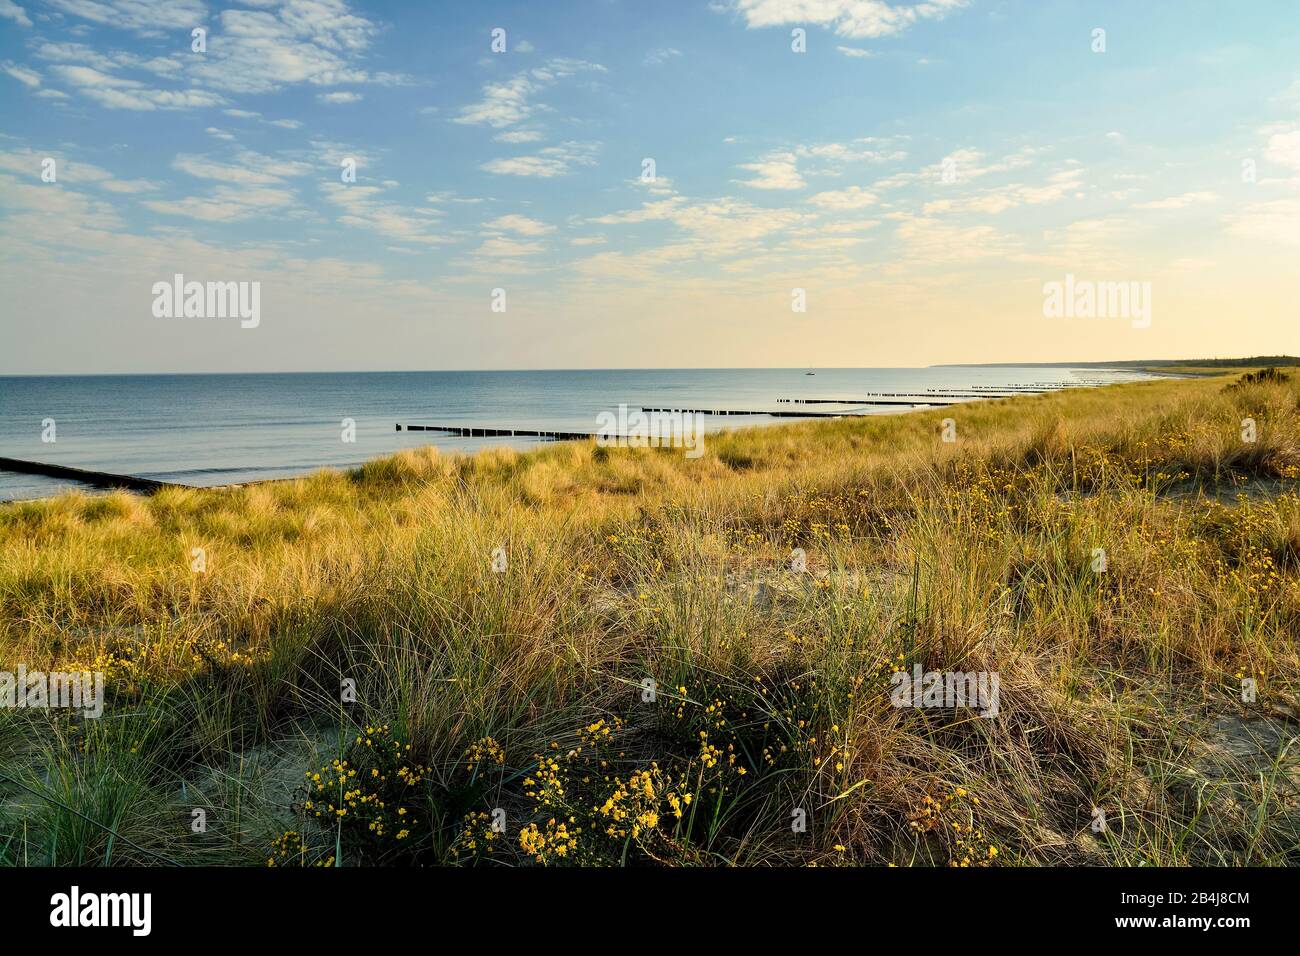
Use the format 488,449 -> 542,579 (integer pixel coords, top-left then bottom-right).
1,0 -> 1298,373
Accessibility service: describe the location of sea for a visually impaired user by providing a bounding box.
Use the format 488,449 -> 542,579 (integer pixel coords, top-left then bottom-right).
0,367 -> 1151,501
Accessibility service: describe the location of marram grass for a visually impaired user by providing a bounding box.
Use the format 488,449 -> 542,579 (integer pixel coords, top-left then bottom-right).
1,370 -> 1298,867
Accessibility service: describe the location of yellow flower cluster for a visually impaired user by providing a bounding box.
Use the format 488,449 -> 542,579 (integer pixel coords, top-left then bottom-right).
463,735 -> 505,773
596,765 -> 691,841
450,810 -> 503,860
907,787 -> 999,867
266,830 -> 333,867
298,724 -> 428,854
518,818 -> 579,863
523,754 -> 566,807
577,717 -> 623,747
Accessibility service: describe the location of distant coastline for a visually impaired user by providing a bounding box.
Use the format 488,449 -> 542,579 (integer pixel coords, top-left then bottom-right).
934,355 -> 1300,370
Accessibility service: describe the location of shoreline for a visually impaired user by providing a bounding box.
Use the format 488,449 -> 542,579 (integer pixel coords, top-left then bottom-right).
0,398 -> 980,505
0,362 -> 1228,506
0,368 -> 1159,505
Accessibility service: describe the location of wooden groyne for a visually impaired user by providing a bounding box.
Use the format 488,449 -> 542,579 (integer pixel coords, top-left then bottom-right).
0,456 -> 176,493
399,424 -> 600,440
962,385 -> 1062,392
637,406 -> 861,418
398,406 -> 872,438
777,385 -> 1098,404
960,383 -> 1104,391
777,397 -> 969,407
398,385 -> 1089,445
639,406 -> 763,416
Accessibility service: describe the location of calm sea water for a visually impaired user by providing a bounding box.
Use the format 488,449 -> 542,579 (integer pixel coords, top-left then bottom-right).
0,368 -> 1149,500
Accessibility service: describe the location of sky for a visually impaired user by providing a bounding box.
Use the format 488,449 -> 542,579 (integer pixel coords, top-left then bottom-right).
0,0 -> 1298,374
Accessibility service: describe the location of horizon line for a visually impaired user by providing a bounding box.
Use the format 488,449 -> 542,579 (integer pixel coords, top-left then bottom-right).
1,357 -> 1290,378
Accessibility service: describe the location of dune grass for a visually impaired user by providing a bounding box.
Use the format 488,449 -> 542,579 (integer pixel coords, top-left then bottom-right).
1,370 -> 1299,867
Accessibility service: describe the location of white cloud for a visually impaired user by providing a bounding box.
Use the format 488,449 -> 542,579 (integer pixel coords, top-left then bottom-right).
808,185 -> 877,209
495,129 -> 545,144
1134,191 -> 1217,211
2,62 -> 40,88
633,174 -> 676,197
485,214 -> 555,236
806,218 -> 880,234
0,0 -> 32,28
0,148 -> 114,185
0,164 -> 472,367
0,155 -> 163,220
789,235 -> 868,250
474,237 -> 545,257
482,141 -> 600,178
52,64 -> 225,110
0,172 -> 123,239
921,167 -> 1085,215
591,195 -> 809,261
35,41 -> 127,73
323,182 -> 451,246
729,0 -> 969,39
318,91 -> 363,104
1034,217 -> 1132,268
455,58 -> 605,129
147,148 -> 319,222
311,139 -> 374,169
143,185 -> 298,222
221,108 -> 302,130
590,197 -> 683,226
1262,125 -> 1300,171
45,0 -> 205,34
187,0 -> 406,96
1224,199 -> 1300,246
457,73 -> 536,128
937,146 -> 1040,181
836,46 -> 873,57
100,178 -> 161,194
736,151 -> 804,190
736,140 -> 905,190
173,153 -> 294,186
893,214 -> 1016,262
645,47 -> 683,66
